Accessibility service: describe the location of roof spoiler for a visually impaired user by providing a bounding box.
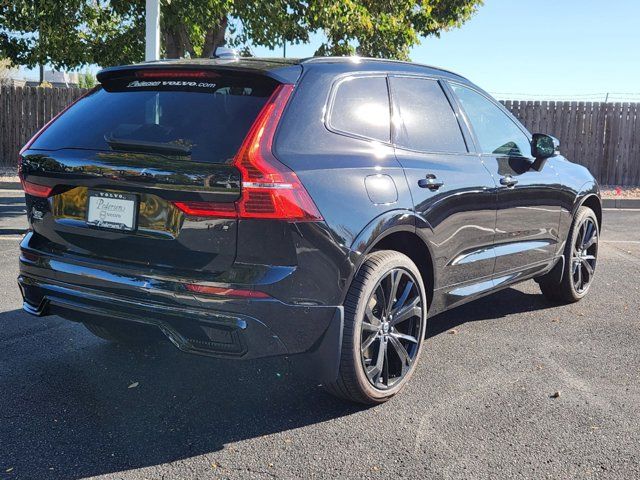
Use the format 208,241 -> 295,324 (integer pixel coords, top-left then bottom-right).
97,61 -> 300,85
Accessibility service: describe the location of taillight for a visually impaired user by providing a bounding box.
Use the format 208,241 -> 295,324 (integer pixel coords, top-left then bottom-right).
173,201 -> 237,218
233,84 -> 323,221
21,179 -> 54,198
172,84 -> 323,222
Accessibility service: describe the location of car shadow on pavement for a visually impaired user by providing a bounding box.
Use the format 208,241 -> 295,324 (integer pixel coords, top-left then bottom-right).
427,286 -> 555,338
0,309 -> 364,479
1,287 -> 553,478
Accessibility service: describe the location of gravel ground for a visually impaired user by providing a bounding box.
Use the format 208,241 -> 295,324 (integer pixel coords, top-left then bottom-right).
600,186 -> 640,199
0,199 -> 639,479
0,168 -> 18,182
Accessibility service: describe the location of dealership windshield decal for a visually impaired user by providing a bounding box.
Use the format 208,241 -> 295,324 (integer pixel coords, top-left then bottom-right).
126,80 -> 217,89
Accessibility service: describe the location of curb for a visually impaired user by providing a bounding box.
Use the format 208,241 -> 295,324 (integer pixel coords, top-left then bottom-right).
602,198 -> 640,209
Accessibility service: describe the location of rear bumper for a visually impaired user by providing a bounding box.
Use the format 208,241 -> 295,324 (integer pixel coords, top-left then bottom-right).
18,234 -> 343,383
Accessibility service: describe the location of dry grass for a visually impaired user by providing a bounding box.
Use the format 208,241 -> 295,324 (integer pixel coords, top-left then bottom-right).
0,167 -> 18,184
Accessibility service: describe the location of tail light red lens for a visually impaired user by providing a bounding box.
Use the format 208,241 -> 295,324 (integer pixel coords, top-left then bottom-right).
173,201 -> 237,218
21,179 -> 54,198
233,84 -> 323,221
173,83 -> 323,222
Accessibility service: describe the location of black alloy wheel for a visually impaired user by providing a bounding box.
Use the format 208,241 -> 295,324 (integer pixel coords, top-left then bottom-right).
324,250 -> 427,404
360,268 -> 423,390
571,216 -> 598,294
538,206 -> 599,303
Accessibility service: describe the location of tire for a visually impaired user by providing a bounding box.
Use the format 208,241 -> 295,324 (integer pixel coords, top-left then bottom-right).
538,206 -> 599,303
84,320 -> 161,345
324,250 -> 427,404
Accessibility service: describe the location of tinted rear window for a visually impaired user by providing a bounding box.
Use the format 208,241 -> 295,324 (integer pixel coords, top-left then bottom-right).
31,73 -> 278,163
328,76 -> 390,143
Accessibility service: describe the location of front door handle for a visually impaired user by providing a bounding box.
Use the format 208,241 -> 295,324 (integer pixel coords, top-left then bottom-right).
418,174 -> 444,191
500,175 -> 518,187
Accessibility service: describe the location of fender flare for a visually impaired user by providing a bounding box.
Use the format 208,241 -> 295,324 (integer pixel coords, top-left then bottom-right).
339,209 -> 437,304
572,180 -> 602,228
350,209 -> 432,254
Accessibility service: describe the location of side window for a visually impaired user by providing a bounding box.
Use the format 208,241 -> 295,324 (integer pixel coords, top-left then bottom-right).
328,76 -> 390,142
451,83 -> 532,158
390,77 -> 467,153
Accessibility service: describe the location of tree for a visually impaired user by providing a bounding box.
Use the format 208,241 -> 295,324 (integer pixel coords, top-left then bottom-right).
307,0 -> 485,60
161,0 -> 230,58
0,1 -> 483,69
0,0 -> 145,70
0,58 -> 17,85
157,1 -> 486,61
78,68 -> 96,88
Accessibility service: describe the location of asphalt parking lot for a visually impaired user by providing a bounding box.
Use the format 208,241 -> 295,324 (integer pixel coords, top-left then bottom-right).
1,191 -> 639,479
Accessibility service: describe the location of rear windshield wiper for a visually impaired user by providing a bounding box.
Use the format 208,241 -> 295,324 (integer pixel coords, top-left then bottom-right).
105,135 -> 192,156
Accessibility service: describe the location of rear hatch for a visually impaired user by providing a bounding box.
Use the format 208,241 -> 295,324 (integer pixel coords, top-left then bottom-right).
19,67 -> 282,277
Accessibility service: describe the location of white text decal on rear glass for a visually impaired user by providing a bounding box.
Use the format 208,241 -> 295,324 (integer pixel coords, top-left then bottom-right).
126,80 -> 217,89
126,80 -> 162,88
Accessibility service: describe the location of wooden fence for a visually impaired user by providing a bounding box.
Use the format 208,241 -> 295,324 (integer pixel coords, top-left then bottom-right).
0,86 -> 88,169
502,101 -> 640,186
0,86 -> 639,185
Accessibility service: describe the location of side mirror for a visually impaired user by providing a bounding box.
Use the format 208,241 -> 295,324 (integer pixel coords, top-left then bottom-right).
531,133 -> 560,159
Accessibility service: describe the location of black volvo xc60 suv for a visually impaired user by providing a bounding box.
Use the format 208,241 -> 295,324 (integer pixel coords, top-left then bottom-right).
18,57 -> 601,404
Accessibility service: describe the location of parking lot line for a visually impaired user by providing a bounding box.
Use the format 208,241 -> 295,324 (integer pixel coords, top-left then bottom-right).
601,240 -> 640,243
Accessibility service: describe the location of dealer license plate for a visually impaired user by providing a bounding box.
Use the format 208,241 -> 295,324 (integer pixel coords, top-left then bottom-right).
86,190 -> 137,231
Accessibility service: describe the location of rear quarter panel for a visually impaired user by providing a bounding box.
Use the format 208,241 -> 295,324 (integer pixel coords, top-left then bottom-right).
274,64 -> 415,299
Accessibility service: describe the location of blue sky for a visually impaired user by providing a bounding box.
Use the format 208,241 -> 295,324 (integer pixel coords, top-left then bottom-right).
252,0 -> 640,102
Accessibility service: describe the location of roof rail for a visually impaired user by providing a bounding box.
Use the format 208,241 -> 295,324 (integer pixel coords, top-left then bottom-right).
300,56 -> 466,80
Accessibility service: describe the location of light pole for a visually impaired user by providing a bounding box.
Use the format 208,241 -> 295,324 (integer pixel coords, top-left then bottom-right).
145,0 -> 160,61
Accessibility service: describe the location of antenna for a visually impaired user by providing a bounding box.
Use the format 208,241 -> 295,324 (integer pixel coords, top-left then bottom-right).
212,47 -> 240,59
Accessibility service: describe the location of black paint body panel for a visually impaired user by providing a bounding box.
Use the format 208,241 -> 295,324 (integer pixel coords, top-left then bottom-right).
17,57 -> 601,381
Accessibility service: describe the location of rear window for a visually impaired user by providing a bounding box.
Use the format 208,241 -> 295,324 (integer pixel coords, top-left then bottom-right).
328,76 -> 390,143
31,72 -> 278,163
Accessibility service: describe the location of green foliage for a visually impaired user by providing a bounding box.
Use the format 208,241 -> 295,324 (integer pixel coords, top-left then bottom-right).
0,0 -> 145,69
78,68 -> 96,89
225,1 -> 485,60
0,0 -> 483,69
307,0 -> 485,60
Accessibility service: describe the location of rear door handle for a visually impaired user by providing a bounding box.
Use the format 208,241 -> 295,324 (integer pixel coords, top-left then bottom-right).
418,174 -> 444,191
500,175 -> 518,187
